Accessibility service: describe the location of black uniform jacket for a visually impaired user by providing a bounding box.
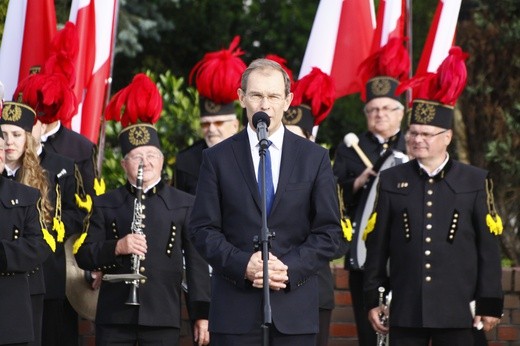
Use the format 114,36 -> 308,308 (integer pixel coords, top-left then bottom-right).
189,129 -> 346,335
75,181 -> 210,327
43,125 -> 97,196
174,139 -> 207,195
364,159 -> 504,328
40,149 -> 84,299
0,177 -> 51,344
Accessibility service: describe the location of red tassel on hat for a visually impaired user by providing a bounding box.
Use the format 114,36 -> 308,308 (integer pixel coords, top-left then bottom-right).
189,36 -> 246,104
397,46 -> 469,106
291,67 -> 335,126
357,37 -> 410,102
43,21 -> 79,88
105,73 -> 162,128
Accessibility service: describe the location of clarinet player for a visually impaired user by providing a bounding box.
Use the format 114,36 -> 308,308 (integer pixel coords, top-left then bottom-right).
75,74 -> 211,346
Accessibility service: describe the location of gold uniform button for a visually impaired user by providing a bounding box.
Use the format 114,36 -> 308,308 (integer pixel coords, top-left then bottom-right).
425,276 -> 432,282
425,250 -> 431,256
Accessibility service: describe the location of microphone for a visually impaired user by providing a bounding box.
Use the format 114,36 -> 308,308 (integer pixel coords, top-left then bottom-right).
252,111 -> 270,149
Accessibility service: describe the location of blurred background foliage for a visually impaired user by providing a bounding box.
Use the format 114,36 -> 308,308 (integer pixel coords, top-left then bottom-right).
1,0 -> 519,264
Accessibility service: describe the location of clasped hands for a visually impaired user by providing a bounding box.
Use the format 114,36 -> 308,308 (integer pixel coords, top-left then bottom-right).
246,251 -> 288,290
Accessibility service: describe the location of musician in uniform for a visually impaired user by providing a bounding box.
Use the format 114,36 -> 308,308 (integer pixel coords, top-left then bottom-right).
364,47 -> 504,345
332,38 -> 410,346
75,74 -> 210,346
0,102 -> 53,345
14,70 -> 86,345
174,36 -> 244,194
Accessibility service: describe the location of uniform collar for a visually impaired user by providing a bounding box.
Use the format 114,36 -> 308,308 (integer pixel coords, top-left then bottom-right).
416,156 -> 453,180
126,179 -> 164,197
41,121 -> 61,143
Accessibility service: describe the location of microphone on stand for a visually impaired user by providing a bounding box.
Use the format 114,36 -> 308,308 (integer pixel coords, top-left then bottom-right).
252,111 -> 271,149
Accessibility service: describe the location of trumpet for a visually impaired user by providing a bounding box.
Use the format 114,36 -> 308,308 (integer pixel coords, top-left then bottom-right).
103,160 -> 147,305
377,286 -> 391,346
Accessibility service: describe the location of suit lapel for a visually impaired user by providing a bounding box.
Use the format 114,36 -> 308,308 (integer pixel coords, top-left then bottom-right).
231,131 -> 262,211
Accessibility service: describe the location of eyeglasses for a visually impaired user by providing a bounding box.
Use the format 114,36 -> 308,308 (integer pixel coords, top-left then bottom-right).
200,119 -> 235,129
126,152 -> 163,163
406,129 -> 449,140
365,105 -> 402,115
245,93 -> 286,105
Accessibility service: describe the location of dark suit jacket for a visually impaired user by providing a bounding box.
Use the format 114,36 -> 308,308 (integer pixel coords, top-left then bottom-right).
174,139 -> 208,195
75,182 -> 210,327
0,177 -> 51,344
189,128 -> 346,335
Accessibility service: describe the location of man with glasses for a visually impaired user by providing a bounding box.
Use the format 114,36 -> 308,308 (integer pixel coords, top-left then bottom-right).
332,38 -> 410,346
174,37 -> 244,195
188,58 -> 345,345
75,74 -> 210,346
364,47 -> 503,345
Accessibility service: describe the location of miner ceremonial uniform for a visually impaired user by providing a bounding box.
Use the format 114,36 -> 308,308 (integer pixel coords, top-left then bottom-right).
363,159 -> 504,327
0,177 -> 51,344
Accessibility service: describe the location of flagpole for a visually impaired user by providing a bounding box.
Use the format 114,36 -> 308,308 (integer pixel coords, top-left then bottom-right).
96,0 -> 120,176
406,0 -> 413,105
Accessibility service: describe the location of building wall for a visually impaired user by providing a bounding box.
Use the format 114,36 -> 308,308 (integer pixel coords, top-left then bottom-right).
78,266 -> 520,346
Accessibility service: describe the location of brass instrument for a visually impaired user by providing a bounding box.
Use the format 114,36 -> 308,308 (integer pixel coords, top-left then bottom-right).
377,286 -> 391,346
103,160 -> 147,305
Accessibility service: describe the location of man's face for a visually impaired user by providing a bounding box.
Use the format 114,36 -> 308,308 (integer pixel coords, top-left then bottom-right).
121,145 -> 164,188
0,137 -> 5,173
238,68 -> 293,135
364,97 -> 404,138
405,124 -> 452,161
1,124 -> 27,168
200,114 -> 239,147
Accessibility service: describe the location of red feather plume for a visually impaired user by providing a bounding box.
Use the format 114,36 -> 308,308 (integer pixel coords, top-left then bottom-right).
43,21 -> 78,88
291,67 -> 336,126
396,46 -> 468,106
189,36 -> 246,104
357,37 -> 410,101
105,73 -> 162,128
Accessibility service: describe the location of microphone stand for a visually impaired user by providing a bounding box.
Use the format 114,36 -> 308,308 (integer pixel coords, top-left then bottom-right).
255,137 -> 273,346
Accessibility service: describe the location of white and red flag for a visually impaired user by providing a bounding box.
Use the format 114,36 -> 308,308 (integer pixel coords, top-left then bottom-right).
371,0 -> 407,52
68,0 -> 118,144
299,0 -> 376,98
0,0 -> 57,100
415,0 -> 462,74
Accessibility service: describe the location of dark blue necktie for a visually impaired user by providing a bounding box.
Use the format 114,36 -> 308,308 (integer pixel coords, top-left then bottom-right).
258,141 -> 275,216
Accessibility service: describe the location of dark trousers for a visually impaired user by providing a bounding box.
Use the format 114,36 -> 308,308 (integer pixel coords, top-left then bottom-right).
316,308 -> 332,346
42,298 -> 79,346
390,327 -> 474,346
28,294 -> 44,346
211,323 -> 316,346
96,324 -> 180,346
350,270 -> 377,346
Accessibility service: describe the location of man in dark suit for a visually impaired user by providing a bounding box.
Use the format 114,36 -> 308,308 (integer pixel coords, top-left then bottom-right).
188,58 -> 346,345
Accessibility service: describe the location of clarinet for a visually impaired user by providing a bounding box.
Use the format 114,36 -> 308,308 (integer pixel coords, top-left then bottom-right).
102,160 -> 147,304
377,286 -> 390,346
126,160 -> 146,305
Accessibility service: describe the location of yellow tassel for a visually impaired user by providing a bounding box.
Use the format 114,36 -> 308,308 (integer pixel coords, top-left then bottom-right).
486,213 -> 504,235
75,193 -> 92,212
362,212 -> 377,241
94,177 -> 106,196
341,218 -> 353,241
73,232 -> 88,255
52,217 -> 65,242
42,228 -> 56,252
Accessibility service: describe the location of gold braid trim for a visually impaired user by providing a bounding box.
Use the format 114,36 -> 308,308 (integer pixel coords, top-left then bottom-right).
337,184 -> 353,241
74,164 -> 92,212
37,197 -> 56,252
485,178 -> 503,235
92,146 -> 106,196
362,180 -> 381,241
53,183 -> 65,242
73,206 -> 93,255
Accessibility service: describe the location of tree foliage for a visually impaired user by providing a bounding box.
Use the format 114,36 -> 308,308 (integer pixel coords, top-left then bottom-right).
457,0 -> 520,265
